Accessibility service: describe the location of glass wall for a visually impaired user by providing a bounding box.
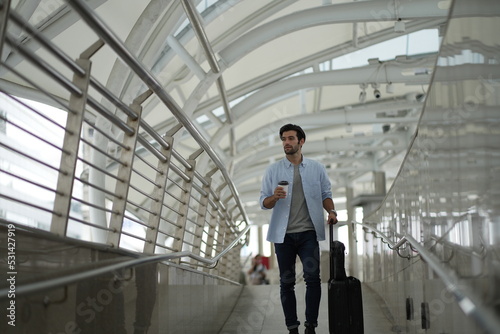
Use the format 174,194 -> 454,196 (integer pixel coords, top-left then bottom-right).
363,0 -> 500,333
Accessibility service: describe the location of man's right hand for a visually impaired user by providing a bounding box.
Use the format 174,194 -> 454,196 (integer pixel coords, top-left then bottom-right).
263,186 -> 286,209
274,186 -> 287,199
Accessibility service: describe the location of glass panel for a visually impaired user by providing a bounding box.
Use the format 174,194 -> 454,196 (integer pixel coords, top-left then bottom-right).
363,0 -> 500,332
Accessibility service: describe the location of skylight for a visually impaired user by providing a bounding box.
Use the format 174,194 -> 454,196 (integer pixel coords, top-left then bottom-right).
330,29 -> 440,70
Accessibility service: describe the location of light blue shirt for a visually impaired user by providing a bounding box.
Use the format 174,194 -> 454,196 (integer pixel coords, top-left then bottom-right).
260,157 -> 332,243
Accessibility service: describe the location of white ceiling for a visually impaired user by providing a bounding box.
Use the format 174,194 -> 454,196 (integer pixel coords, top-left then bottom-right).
1,0 -> 455,224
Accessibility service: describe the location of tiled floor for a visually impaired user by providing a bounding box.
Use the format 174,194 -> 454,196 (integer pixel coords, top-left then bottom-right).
219,282 -> 396,334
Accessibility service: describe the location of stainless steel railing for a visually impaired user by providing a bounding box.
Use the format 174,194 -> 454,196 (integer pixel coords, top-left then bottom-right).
0,222 -> 250,299
344,221 -> 500,334
0,0 -> 248,282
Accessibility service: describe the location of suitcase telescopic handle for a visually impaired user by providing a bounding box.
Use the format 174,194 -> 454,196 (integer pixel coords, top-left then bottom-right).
329,223 -> 347,280
329,220 -> 333,242
329,223 -> 334,279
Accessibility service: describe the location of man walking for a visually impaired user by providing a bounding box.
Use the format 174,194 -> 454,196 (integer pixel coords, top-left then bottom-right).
260,124 -> 338,334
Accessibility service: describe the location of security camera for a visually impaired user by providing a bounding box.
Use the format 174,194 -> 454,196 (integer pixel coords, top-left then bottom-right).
371,83 -> 381,99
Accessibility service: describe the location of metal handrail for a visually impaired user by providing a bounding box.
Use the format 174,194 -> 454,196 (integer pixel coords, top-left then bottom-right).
406,234 -> 500,334
348,222 -> 419,259
0,224 -> 250,299
347,221 -> 500,334
429,234 -> 489,263
337,221 -> 402,250
1,0 -> 246,307
2,1 -> 248,257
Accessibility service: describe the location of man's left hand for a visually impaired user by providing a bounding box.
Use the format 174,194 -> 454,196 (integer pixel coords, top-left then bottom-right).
328,212 -> 338,225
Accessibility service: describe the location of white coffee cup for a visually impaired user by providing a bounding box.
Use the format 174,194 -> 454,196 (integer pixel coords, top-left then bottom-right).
278,180 -> 289,197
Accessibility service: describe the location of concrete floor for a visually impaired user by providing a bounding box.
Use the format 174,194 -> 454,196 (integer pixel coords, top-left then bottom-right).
219,282 -> 397,334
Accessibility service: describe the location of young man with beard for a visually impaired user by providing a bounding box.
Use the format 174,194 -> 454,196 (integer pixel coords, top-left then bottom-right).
260,124 -> 338,334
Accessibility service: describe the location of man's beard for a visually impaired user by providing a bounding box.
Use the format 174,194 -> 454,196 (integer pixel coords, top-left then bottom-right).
284,145 -> 299,155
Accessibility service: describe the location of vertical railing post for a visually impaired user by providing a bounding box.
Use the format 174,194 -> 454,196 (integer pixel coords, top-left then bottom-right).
217,223 -> 231,277
228,202 -> 239,228
144,134 -> 174,254
203,209 -> 218,273
107,100 -> 142,248
226,246 -> 235,281
217,188 -> 228,275
171,154 -> 198,258
203,174 -> 220,273
191,174 -> 211,261
219,194 -> 237,277
229,246 -> 241,282
50,58 -> 91,236
214,184 -> 230,277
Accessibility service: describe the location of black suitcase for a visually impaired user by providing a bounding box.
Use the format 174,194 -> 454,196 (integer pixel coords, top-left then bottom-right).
328,224 -> 364,334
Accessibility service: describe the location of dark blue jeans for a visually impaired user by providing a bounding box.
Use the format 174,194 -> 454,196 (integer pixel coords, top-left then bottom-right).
275,230 -> 321,329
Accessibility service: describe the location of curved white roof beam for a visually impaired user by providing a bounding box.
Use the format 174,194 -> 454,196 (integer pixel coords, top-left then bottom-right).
210,57 -> 434,145
194,18 -> 443,117
148,0 -> 296,80
150,1 -> 445,135
233,66 -> 429,117
138,0 -> 298,117
235,132 -> 408,169
233,59 -> 433,117
213,59 -> 498,150
147,0 -> 446,135
151,31 -> 435,138
103,1 -> 185,105
234,97 -> 423,153
218,0 -> 449,68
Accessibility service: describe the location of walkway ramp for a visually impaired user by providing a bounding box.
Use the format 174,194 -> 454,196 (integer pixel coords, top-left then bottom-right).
220,283 -> 396,334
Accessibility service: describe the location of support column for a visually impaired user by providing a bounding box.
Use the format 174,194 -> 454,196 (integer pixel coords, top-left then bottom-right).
373,171 -> 386,195
351,171 -> 386,280
346,186 -> 358,277
352,172 -> 386,217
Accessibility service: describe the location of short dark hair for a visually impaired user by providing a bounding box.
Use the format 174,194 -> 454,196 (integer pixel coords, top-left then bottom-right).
279,124 -> 306,142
